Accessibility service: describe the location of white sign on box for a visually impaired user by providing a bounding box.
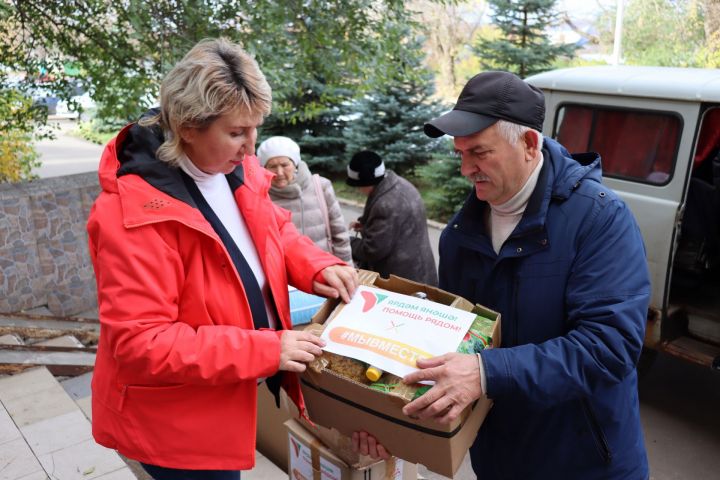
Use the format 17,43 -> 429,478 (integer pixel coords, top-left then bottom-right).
320,285 -> 475,378
288,431 -> 342,480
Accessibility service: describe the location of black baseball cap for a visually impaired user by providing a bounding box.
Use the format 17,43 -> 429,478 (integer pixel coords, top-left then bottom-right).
424,71 -> 545,138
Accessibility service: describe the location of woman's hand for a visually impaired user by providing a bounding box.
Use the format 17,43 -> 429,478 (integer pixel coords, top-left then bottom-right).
313,265 -> 358,303
349,220 -> 363,232
352,431 -> 391,460
278,331 -> 325,373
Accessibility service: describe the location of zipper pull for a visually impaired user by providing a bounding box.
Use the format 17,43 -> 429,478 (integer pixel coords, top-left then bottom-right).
119,384 -> 128,411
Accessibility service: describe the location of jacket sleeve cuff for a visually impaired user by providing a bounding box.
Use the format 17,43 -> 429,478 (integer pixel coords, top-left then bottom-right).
253,329 -> 284,378
480,348 -> 513,399
476,353 -> 488,396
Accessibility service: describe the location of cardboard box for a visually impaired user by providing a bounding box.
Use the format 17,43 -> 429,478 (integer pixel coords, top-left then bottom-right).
257,382 -> 297,471
285,419 -> 417,480
257,381 -> 378,472
300,270 -> 501,477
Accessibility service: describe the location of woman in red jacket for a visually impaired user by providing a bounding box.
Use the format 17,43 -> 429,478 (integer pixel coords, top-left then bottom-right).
87,38 -> 357,480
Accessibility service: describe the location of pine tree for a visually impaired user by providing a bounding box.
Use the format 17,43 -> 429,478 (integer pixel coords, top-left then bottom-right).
260,80 -> 351,174
415,148 -> 473,223
475,0 -> 577,78
342,32 -> 447,175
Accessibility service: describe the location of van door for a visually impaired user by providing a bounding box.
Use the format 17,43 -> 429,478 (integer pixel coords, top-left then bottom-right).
669,105 -> 720,352
540,91 -> 699,346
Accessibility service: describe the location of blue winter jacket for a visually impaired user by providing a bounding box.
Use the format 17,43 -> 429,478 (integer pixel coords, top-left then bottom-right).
439,138 -> 650,480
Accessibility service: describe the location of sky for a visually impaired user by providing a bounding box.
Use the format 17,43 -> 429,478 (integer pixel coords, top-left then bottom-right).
557,0 -> 617,23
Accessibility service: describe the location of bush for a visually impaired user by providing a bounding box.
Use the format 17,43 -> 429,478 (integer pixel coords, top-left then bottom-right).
0,88 -> 43,183
73,118 -> 123,145
0,128 -> 40,182
331,178 -> 367,205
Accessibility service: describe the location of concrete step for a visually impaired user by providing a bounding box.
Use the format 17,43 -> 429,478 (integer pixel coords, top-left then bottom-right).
246,452 -> 286,480
60,371 -> 93,420
36,335 -> 85,348
0,334 -> 22,346
0,400 -> 47,479
58,371 -> 285,478
0,366 -> 136,479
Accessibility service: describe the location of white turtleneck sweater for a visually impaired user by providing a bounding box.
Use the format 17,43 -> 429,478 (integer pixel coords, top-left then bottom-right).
488,155 -> 544,254
179,155 -> 277,330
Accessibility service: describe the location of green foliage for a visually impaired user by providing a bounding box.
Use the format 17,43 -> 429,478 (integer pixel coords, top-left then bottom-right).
259,4 -> 431,173
73,120 -> 119,146
551,56 -> 608,69
596,0 -> 706,67
331,178 -> 368,205
1,1 -> 416,132
697,36 -> 720,68
259,83 -> 353,173
414,147 -> 472,223
474,0 -> 578,78
0,127 -> 40,182
342,30 -> 448,175
0,85 -> 46,136
0,85 -> 44,182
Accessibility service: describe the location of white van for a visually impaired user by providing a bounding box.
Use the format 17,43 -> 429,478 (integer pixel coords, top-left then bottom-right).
527,66 -> 720,371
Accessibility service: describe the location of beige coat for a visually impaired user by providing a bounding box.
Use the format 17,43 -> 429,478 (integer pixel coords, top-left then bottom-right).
269,161 -> 352,264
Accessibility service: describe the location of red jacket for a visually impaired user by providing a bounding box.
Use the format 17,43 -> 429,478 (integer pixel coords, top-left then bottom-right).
88,123 -> 342,469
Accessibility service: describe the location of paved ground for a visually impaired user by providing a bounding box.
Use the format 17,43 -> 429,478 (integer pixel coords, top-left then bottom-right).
34,120 -> 102,178
34,121 -> 720,479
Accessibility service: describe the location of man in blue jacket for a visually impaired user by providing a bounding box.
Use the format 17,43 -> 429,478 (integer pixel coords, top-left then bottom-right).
402,71 -> 651,479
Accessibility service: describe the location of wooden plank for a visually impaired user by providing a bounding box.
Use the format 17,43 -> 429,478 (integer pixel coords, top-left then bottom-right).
661,335 -> 720,368
1,344 -> 97,353
0,346 -> 96,376
0,315 -> 100,330
0,363 -> 94,376
0,311 -> 99,324
0,312 -> 100,345
0,325 -> 99,345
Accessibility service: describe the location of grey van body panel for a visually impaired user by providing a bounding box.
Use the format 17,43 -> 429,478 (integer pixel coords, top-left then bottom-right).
529,87 -> 701,312
526,65 -> 720,367
528,66 -> 720,103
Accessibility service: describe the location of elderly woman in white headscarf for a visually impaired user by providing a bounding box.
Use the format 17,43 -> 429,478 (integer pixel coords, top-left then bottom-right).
257,136 -> 352,264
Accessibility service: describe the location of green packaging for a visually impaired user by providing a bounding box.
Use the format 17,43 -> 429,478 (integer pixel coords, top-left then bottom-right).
456,314 -> 494,354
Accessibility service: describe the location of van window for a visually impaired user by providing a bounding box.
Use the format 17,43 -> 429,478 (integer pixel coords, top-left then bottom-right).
554,105 -> 681,184
693,107 -> 720,172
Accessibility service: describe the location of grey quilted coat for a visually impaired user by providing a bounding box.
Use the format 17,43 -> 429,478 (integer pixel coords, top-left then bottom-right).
351,170 -> 438,285
269,161 -> 352,264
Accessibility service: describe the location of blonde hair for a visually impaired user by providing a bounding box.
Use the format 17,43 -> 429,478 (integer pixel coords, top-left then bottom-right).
496,120 -> 544,152
141,38 -> 272,166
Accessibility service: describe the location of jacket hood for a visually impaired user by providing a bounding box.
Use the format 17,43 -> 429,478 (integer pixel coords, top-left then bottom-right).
97,108 -> 250,206
514,138 -> 601,235
544,137 -> 602,200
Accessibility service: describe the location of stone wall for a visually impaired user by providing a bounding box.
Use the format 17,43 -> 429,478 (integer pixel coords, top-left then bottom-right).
0,172 -> 100,315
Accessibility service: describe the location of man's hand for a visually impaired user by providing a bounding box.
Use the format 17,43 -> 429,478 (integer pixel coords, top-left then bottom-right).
352,431 -> 391,460
313,265 -> 358,303
278,331 -> 325,373
402,353 -> 483,424
349,220 -> 363,232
